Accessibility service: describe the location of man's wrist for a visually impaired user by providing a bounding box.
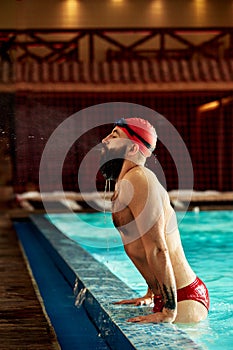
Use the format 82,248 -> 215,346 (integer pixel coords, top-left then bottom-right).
162,307 -> 177,322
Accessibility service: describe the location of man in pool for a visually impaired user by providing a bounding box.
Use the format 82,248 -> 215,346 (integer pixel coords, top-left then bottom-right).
100,117 -> 209,324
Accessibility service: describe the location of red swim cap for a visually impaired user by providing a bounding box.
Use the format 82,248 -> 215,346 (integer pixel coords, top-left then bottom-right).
115,117 -> 157,157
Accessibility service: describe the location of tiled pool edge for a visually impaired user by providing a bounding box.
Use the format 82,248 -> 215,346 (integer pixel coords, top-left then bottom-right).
31,215 -> 203,350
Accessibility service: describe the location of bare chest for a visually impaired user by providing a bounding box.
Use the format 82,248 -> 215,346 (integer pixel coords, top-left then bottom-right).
112,200 -> 133,228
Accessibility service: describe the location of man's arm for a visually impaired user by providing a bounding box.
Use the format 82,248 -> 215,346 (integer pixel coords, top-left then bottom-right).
114,286 -> 154,306
139,228 -> 177,322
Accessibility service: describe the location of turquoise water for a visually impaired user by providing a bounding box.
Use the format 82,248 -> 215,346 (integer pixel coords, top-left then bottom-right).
47,211 -> 233,350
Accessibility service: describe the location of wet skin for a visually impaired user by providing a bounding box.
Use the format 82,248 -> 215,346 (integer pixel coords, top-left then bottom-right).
102,127 -> 208,323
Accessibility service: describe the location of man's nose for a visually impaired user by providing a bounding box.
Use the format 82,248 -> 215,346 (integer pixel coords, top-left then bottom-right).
102,134 -> 111,144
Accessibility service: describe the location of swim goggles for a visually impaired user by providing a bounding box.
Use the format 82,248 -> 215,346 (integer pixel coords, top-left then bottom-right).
114,118 -> 154,152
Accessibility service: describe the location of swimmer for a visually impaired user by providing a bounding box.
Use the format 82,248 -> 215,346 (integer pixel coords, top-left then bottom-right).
100,117 -> 209,324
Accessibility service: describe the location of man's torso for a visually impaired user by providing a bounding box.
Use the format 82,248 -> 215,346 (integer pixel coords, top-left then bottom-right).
112,166 -> 196,289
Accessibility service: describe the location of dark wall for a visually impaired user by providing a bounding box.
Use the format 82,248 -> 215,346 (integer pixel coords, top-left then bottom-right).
11,90 -> 232,193
0,93 -> 15,186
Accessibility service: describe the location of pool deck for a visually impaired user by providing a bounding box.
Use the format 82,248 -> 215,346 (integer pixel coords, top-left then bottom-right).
16,189 -> 233,213
0,212 -> 60,350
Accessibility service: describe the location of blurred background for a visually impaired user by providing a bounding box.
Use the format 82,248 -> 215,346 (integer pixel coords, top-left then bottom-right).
0,0 -> 233,208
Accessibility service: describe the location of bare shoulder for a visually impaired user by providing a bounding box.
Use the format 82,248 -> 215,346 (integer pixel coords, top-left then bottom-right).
125,166 -> 162,195
125,167 -> 149,194
118,166 -> 159,208
122,166 -> 169,216
124,166 -> 154,184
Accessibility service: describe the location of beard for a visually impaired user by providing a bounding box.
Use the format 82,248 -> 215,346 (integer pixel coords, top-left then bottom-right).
100,144 -> 127,181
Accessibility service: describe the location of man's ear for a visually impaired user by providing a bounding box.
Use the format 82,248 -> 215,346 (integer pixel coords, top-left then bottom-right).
127,143 -> 139,156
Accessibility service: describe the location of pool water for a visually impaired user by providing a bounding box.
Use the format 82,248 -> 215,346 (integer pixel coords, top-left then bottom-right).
47,210 -> 233,350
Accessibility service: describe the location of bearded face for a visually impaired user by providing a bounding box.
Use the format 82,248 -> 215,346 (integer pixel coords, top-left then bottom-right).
100,143 -> 128,181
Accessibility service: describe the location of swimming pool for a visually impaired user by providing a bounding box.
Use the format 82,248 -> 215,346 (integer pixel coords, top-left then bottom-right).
46,210 -> 233,350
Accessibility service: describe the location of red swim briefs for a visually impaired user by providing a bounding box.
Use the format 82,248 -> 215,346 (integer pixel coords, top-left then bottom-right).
153,276 -> 210,313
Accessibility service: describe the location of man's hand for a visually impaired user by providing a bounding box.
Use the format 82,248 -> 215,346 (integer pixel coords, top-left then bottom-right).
114,295 -> 153,306
127,310 -> 175,323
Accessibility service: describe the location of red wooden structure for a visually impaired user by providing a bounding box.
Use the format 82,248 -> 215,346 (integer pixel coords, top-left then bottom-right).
0,27 -> 233,63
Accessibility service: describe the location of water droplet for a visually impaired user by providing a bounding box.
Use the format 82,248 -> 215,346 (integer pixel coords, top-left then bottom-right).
73,278 -> 79,296
75,287 -> 87,308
